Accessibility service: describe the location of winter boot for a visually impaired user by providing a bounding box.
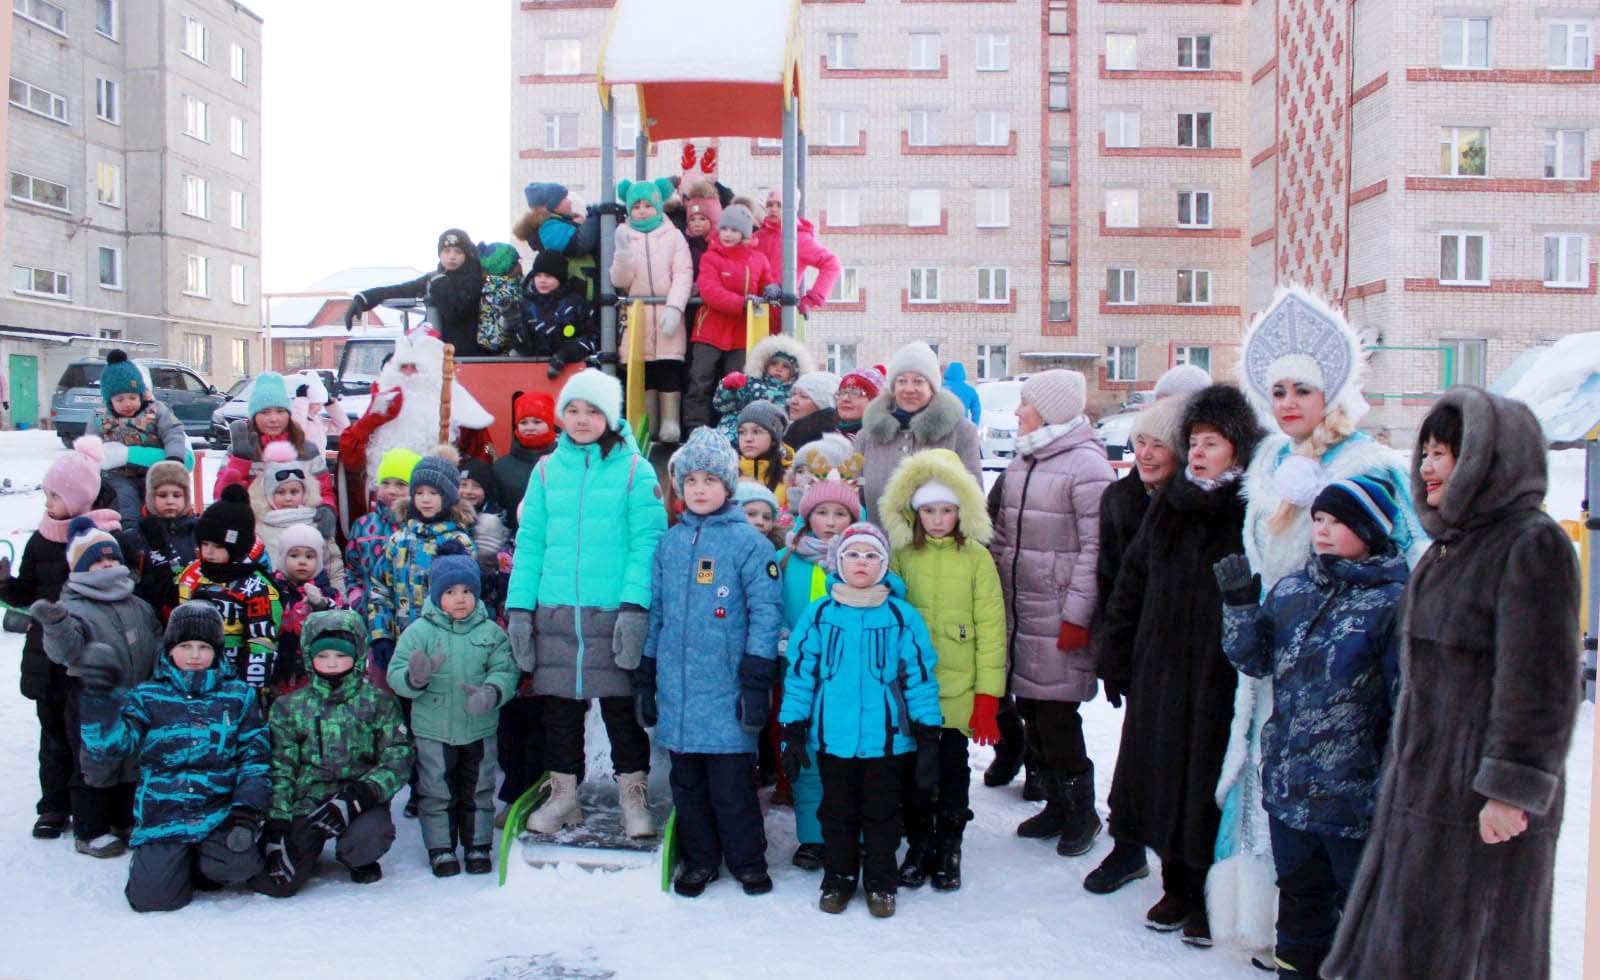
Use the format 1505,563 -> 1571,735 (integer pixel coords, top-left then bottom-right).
1084,840 -> 1149,894
982,706 -> 1024,787
617,770 -> 655,838
528,772 -> 585,834
1181,907 -> 1213,948
643,390 -> 661,442
74,833 -> 128,859
1056,766 -> 1103,857
930,808 -> 971,892
674,866 -> 719,897
819,874 -> 856,914
348,862 -> 383,884
464,846 -> 493,875
1145,893 -> 1193,932
658,392 -> 683,444
429,848 -> 461,878
32,812 -> 68,839
735,870 -> 774,895
1021,758 -> 1046,802
494,806 -> 508,829
403,798 -> 419,819
866,891 -> 897,918
1015,770 -> 1068,839
792,843 -> 825,870
897,813 -> 936,889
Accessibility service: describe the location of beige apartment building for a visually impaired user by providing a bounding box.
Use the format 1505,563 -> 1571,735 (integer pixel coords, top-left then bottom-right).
2,0 -> 263,399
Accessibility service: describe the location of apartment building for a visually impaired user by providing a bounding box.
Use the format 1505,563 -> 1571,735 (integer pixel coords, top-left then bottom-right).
2,0 -> 263,399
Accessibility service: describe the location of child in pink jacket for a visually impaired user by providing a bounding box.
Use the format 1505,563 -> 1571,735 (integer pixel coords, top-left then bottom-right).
610,177 -> 693,444
756,187 -> 841,318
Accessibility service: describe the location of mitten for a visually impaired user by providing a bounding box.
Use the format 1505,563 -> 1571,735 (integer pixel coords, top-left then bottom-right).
99,442 -> 130,470
611,604 -> 648,670
612,230 -> 635,259
507,609 -> 536,672
1211,554 -> 1261,606
797,296 -> 817,317
1101,678 -> 1126,709
1056,622 -> 1090,652
968,694 -> 1001,747
0,554 -> 11,582
720,371 -> 747,391
658,306 -> 682,338
780,720 -> 810,785
734,655 -> 778,734
594,201 -> 628,220
761,283 -> 783,303
463,683 -> 501,716
71,656 -> 120,696
262,822 -> 295,886
222,808 -> 261,853
307,783 -> 375,837
28,599 -> 67,627
632,656 -> 658,728
912,723 -> 941,794
368,638 -> 396,671
405,651 -> 447,690
314,505 -> 337,539
343,293 -> 370,330
301,583 -> 330,610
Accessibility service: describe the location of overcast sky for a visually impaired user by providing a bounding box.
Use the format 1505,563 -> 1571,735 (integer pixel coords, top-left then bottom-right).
248,0 -> 510,294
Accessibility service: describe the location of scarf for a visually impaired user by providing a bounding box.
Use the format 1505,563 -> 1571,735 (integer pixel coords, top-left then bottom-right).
65,565 -> 135,602
627,211 -> 664,234
836,417 -> 862,434
1016,416 -> 1089,457
829,581 -> 890,608
39,508 -> 122,544
1185,465 -> 1245,492
890,405 -> 919,430
785,529 -> 834,564
200,560 -> 256,583
262,506 -> 318,529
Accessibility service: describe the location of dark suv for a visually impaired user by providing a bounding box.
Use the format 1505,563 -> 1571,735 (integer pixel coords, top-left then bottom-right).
50,357 -> 226,446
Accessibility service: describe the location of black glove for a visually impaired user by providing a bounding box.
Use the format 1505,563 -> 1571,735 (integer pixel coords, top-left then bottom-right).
222,808 -> 261,853
735,655 -> 777,735
368,638 -> 396,671
1101,678 -> 1126,709
1211,554 -> 1261,606
632,657 -> 658,729
780,720 -> 810,785
343,293 -> 370,330
262,821 -> 295,887
593,202 -> 628,220
912,723 -> 941,794
308,783 -> 375,838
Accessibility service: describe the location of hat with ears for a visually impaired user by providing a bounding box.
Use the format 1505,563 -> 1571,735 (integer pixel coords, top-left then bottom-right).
275,522 -> 326,577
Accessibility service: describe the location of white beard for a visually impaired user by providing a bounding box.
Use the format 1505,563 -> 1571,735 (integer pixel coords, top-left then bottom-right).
362,332 -> 494,491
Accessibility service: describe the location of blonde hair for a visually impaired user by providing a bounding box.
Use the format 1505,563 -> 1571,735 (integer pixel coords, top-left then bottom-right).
1266,405 -> 1356,534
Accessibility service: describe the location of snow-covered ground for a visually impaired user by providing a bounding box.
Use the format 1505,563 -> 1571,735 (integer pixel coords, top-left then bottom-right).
0,430 -> 1589,979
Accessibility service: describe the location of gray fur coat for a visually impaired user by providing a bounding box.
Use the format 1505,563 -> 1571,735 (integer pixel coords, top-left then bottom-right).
858,389 -> 982,523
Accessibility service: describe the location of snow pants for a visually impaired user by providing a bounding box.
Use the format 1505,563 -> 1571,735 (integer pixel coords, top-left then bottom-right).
497,694 -> 548,805
1017,697 -> 1090,776
900,728 -> 971,844
668,751 -> 767,877
250,805 -> 396,898
818,753 -> 903,894
63,681 -> 135,839
1269,815 -> 1366,976
35,681 -> 74,817
791,746 -> 824,845
126,826 -> 263,913
683,343 -> 745,432
102,468 -> 145,529
543,695 -> 649,776
415,736 -> 497,851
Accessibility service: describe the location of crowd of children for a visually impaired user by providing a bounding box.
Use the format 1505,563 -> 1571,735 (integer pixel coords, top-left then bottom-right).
9,290 -> 1580,980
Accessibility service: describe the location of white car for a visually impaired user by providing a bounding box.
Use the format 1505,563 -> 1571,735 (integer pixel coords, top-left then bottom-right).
1094,410 -> 1140,461
976,379 -> 1025,469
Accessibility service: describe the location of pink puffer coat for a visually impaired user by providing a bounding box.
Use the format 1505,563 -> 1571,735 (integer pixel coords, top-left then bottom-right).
989,422 -> 1114,702
610,222 -> 693,361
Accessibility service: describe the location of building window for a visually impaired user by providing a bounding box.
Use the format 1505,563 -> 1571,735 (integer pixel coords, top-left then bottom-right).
1545,233 -> 1589,287
96,161 -> 120,207
1048,300 -> 1071,322
1178,34 -> 1212,70
1106,268 -> 1137,305
1175,345 -> 1211,372
1178,111 -> 1214,149
908,266 -> 941,303
975,109 -> 1010,147
907,188 -> 941,227
825,188 -> 861,227
1050,145 -> 1071,185
907,109 -> 941,147
231,338 -> 250,378
976,268 -> 1009,304
230,189 -> 247,230
543,37 -> 581,75
1106,189 -> 1139,228
14,0 -> 66,35
1177,190 -> 1212,228
1048,5 -> 1069,35
615,108 -> 639,151
95,0 -> 114,37
829,267 -> 860,302
1049,226 -> 1070,264
1048,72 -> 1069,111
543,113 -> 577,151
1105,33 -> 1137,71
230,42 -> 246,83
1177,269 -> 1212,305
9,76 -> 68,123
95,77 -> 118,124
184,253 -> 210,297
1104,109 -> 1140,148
977,344 -> 1008,380
10,171 -> 68,211
1106,345 -> 1138,382
182,174 -> 210,219
826,32 -> 858,70
1439,127 -> 1487,176
908,32 -> 941,71
1439,232 -> 1488,285
183,96 -> 210,141
12,264 -> 69,299
97,245 -> 122,290
825,109 -> 861,147
826,343 -> 858,374
230,116 -> 247,156
181,15 -> 208,63
185,333 -> 213,372
280,341 -> 313,372
1548,20 -> 1592,70
1546,129 -> 1586,179
975,188 -> 1010,228
976,34 -> 1010,71
1447,338 -> 1487,387
1442,17 -> 1489,69
231,263 -> 247,304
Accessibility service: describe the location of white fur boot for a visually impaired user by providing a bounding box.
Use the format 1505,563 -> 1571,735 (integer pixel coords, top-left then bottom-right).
617,771 -> 654,838
643,390 -> 660,441
527,772 -> 584,834
657,392 -> 682,444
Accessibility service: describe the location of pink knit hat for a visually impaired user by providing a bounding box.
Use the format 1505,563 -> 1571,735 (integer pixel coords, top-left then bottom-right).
44,436 -> 106,516
684,193 -> 722,229
799,477 -> 863,525
275,522 -> 325,576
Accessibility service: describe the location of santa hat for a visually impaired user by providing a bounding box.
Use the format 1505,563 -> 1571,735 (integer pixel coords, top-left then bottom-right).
66,516 -> 122,572
44,436 -> 106,517
1241,285 -> 1368,422
275,523 -> 325,576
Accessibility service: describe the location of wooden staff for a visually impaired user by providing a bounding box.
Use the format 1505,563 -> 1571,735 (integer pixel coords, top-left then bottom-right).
439,342 -> 455,445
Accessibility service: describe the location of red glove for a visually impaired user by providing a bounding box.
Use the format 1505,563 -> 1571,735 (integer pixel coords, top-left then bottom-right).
968,694 -> 1001,746
680,143 -> 696,171
721,371 -> 747,390
700,146 -> 717,174
1057,622 -> 1090,652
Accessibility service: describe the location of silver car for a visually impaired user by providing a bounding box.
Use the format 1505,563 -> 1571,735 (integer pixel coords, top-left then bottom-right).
976,379 -> 1026,469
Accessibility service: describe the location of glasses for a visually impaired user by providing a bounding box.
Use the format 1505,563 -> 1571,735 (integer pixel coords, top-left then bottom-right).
836,387 -> 868,399
840,548 -> 884,563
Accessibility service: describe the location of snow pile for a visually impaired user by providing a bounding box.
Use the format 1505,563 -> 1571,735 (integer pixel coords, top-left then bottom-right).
604,0 -> 792,84
1507,333 -> 1600,442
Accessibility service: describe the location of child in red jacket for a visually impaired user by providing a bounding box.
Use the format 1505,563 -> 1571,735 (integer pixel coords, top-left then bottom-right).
683,205 -> 778,433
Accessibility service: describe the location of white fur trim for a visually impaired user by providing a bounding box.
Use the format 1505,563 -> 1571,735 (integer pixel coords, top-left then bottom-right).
747,334 -> 816,379
1206,851 -> 1279,950
1261,353 -> 1325,393
1274,453 -> 1326,507
362,331 -> 492,490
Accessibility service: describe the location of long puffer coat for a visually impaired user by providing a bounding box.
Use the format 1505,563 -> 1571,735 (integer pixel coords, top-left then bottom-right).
1326,388 -> 1582,980
858,390 -> 983,524
389,599 -> 520,746
611,220 -> 694,363
988,421 -> 1113,703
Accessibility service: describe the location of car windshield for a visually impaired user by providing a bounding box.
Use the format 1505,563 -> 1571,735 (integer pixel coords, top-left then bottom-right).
1097,413 -> 1139,442
339,340 -> 394,384
228,379 -> 254,404
57,363 -> 103,389
978,381 -> 1023,414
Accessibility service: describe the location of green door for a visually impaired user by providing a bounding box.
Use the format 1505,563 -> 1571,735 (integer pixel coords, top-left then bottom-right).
8,354 -> 38,428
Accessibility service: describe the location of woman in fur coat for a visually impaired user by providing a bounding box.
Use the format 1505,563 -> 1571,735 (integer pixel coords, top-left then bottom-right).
1325,389 -> 1581,980
857,342 -> 981,523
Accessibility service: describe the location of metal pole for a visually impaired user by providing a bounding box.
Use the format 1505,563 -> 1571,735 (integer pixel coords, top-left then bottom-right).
797,130 -> 807,219
635,130 -> 647,182
599,102 -> 617,377
781,102 -> 798,336
1586,430 -> 1600,701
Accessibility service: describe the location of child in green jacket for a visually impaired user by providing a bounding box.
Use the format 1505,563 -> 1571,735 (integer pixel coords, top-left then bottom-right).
388,544 -> 518,878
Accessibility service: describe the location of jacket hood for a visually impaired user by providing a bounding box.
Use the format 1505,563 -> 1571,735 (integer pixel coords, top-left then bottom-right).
880,449 -> 992,549
747,334 -> 817,378
944,362 -> 968,384
862,389 -> 967,447
1414,386 -> 1547,539
299,608 -> 370,680
760,214 -> 819,237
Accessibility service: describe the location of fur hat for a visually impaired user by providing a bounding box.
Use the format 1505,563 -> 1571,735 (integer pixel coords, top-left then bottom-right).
247,372 -> 292,419
838,366 -> 885,400
879,448 -> 992,550
262,440 -> 308,501
719,204 -> 756,239
165,601 -> 225,656
791,371 -> 840,411
197,485 -> 257,562
428,540 -> 481,606
737,400 -> 788,445
1021,370 -> 1087,426
799,476 -> 863,525
144,460 -> 191,511
1312,476 -> 1401,553
557,369 -> 624,432
829,522 -> 891,584
1153,364 -> 1214,400
275,523 -> 326,576
523,182 -> 568,212
530,250 -> 568,282
44,436 -> 106,517
66,516 -> 122,572
747,334 -> 816,379
1128,394 -> 1189,452
1181,385 -> 1265,467
376,448 -> 422,484
733,478 -> 780,517
886,342 -> 942,392
410,444 -> 462,512
99,349 -> 146,408
670,426 -> 742,496
478,241 -> 520,276
1241,285 -> 1368,422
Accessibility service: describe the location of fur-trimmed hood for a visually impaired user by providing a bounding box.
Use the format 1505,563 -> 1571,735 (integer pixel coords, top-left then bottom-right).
862,389 -> 966,447
880,449 -> 993,550
1414,386 -> 1546,540
747,334 -> 815,379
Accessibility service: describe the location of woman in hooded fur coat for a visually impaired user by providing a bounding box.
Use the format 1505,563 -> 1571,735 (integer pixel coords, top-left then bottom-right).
1324,388 -> 1581,980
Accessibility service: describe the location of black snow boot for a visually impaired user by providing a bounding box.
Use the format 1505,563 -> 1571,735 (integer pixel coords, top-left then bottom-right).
1084,839 -> 1149,894
429,848 -> 461,878
982,697 -> 1025,787
792,842 -> 825,871
1021,756 -> 1045,802
348,862 -> 383,884
464,846 -> 493,875
735,870 -> 773,896
930,808 -> 970,892
897,812 -> 936,888
674,866 -> 719,897
1056,766 -> 1103,857
819,874 -> 856,914
1015,770 -> 1068,839
32,812 -> 68,839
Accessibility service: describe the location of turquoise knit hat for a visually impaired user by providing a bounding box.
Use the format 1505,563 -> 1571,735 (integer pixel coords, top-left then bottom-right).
99,350 -> 146,408
247,372 -> 292,418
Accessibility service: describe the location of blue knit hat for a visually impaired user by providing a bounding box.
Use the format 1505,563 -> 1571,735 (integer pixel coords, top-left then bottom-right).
1311,476 -> 1401,552
428,540 -> 481,606
733,478 -> 779,517
557,368 -> 624,432
99,350 -> 146,408
669,426 -> 741,496
247,372 -> 292,418
524,182 -> 569,211
409,447 -> 461,512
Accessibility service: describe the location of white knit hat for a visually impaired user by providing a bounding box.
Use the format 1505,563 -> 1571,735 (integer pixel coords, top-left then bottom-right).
791,371 -> 841,411
886,342 -> 942,392
910,480 -> 960,510
1153,364 -> 1213,400
1021,370 -> 1087,426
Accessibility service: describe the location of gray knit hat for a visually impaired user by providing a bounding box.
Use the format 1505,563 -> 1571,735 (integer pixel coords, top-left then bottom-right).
737,399 -> 788,444
165,601 -> 225,655
1021,370 -> 1088,426
669,426 -> 741,496
409,447 -> 461,512
719,204 -> 756,239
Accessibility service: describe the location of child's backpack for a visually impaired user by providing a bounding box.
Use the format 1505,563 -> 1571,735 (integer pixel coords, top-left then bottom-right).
478,273 -> 525,354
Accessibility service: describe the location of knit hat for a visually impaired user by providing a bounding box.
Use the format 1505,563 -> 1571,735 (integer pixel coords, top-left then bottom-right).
1021,370 -> 1088,426
66,516 -> 122,572
410,445 -> 462,512
799,476 -> 863,525
376,447 -> 422,484
461,456 -> 502,510
275,522 -> 325,576
669,426 -> 741,496
512,390 -> 559,449
733,478 -> 780,517
557,368 -> 625,432
1181,385 -> 1266,467
719,204 -> 756,239
99,349 -> 146,408
1312,476 -> 1400,553
437,228 -> 472,255
910,481 -> 960,510
247,371 -> 292,418
683,189 -> 722,229
838,366 -> 885,400
427,540 -> 481,606
530,250 -> 568,282
44,435 -> 107,517
197,485 -> 257,562
618,177 -> 674,225
790,371 -> 840,411
1128,394 -> 1189,452
737,400 -> 788,445
262,440 -> 308,501
144,460 -> 191,511
1153,364 -> 1214,400
165,600 -> 224,656
524,181 -> 568,211
829,522 -> 891,584
478,241 -> 520,276
1241,285 -> 1369,422
886,342 -> 942,392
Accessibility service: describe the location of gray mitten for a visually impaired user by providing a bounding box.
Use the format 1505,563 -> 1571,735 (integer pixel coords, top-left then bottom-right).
28,599 -> 67,626
462,683 -> 501,716
406,651 -> 447,690
658,306 -> 682,338
507,609 -> 536,672
313,505 -> 337,539
611,605 -> 648,670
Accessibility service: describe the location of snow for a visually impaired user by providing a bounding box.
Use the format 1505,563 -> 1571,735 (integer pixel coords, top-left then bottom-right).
0,430 -> 1589,979
1505,333 -> 1600,443
603,0 -> 793,85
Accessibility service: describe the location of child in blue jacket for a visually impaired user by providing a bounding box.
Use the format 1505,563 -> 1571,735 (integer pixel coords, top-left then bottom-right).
636,428 -> 783,898
778,522 -> 943,920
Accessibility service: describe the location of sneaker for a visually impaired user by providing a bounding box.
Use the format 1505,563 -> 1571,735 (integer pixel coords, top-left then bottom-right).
32,812 -> 68,839
463,846 -> 493,875
1180,909 -> 1212,948
1084,841 -> 1150,895
429,848 -> 461,878
866,891 -> 897,919
348,862 -> 383,884
791,842 -> 825,871
674,867 -> 719,898
735,870 -> 773,896
74,834 -> 128,859
1145,893 -> 1193,932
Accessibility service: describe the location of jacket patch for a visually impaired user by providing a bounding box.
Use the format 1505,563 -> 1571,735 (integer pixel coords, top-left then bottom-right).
696,558 -> 715,585
766,561 -> 779,579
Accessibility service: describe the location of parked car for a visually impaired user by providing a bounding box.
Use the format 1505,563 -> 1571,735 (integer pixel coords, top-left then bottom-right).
209,369 -> 352,449
1094,410 -> 1140,461
976,378 -> 1026,469
51,358 -> 225,447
